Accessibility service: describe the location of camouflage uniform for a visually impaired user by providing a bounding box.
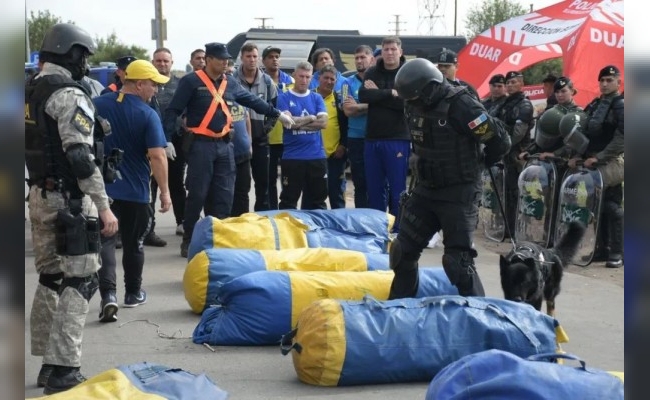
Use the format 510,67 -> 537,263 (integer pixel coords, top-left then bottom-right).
27,62 -> 110,367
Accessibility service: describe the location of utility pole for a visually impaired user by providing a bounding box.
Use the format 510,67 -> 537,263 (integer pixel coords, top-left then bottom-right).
254,17 -> 273,29
25,3 -> 30,62
389,15 -> 406,35
530,3 -> 534,12
152,0 -> 167,49
454,0 -> 458,36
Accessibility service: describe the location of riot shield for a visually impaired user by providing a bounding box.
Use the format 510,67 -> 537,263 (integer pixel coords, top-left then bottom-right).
515,156 -> 558,247
555,163 -> 603,266
480,163 -> 506,242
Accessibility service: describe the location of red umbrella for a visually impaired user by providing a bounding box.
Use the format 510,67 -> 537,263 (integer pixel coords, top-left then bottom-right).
457,0 -> 624,106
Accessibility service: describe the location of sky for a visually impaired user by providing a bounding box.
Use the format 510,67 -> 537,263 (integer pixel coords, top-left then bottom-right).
24,0 -> 561,69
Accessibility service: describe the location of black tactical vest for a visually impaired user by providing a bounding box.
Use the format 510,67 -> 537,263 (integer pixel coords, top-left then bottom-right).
584,94 -> 623,153
407,87 -> 481,188
25,74 -> 89,197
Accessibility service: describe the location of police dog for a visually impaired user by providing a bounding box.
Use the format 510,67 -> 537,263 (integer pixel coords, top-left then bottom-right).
499,221 -> 586,317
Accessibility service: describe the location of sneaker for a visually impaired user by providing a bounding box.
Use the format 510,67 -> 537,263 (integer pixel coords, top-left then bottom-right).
115,232 -> 123,249
37,364 -> 55,387
180,239 -> 189,258
143,231 -> 167,247
43,366 -> 86,395
606,254 -> 623,268
124,289 -> 147,308
98,292 -> 118,322
176,224 -> 184,236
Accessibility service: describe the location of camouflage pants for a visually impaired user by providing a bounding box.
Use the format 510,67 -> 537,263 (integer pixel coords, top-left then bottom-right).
28,186 -> 100,367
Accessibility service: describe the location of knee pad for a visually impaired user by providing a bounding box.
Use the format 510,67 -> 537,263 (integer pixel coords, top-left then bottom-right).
59,272 -> 99,302
39,272 -> 64,292
442,250 -> 478,289
389,237 -> 419,272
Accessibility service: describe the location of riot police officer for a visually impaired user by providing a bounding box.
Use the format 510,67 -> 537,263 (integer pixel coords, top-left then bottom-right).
389,58 -> 510,299
564,65 -> 624,268
25,23 -> 119,394
482,74 -> 507,116
497,71 -> 535,237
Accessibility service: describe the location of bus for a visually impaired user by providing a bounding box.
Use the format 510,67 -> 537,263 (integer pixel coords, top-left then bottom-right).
226,29 -> 467,73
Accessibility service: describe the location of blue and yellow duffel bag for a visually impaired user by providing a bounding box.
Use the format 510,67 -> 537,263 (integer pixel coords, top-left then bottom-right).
31,362 -> 228,399
192,268 -> 456,346
280,295 -> 565,386
188,209 -> 394,260
426,349 -> 624,399
184,247 -> 390,314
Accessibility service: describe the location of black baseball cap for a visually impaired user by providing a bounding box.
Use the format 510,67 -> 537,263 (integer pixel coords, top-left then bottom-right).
262,46 -> 282,58
205,42 -> 232,59
489,74 -> 506,85
116,56 -> 138,70
435,48 -> 458,65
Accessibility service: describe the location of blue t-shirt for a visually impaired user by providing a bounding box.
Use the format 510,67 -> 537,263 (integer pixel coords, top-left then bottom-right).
94,92 -> 167,203
342,74 -> 368,139
277,89 -> 327,160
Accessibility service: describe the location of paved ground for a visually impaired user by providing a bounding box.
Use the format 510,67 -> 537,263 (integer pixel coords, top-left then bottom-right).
24,183 -> 624,399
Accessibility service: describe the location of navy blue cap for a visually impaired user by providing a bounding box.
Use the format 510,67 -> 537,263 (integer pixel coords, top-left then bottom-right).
116,56 -> 137,70
205,43 -> 232,59
373,48 -> 382,57
435,49 -> 458,65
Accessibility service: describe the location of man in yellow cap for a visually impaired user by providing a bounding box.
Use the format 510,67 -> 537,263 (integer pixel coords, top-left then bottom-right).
93,60 -> 172,321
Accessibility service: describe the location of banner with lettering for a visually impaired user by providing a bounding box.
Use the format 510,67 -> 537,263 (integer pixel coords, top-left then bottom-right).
457,0 -> 624,106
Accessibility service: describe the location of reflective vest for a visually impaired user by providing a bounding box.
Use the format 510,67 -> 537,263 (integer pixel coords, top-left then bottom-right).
187,70 -> 233,138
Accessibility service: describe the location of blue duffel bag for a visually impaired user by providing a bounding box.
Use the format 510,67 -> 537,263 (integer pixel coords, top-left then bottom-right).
426,349 -> 624,400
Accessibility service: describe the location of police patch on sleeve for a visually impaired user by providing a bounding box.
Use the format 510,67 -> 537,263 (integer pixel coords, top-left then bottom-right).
71,107 -> 93,136
468,113 -> 488,129
469,113 -> 495,141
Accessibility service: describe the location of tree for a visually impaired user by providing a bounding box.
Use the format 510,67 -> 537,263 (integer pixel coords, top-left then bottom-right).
90,33 -> 149,65
464,0 -> 563,84
27,10 -> 73,53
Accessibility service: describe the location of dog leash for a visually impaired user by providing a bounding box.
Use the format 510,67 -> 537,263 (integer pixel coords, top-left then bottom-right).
487,164 -> 516,249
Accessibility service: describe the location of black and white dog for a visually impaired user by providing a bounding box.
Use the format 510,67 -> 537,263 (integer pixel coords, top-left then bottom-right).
499,221 -> 586,317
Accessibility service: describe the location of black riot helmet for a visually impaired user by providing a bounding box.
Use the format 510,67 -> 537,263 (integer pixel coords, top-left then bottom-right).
40,23 -> 96,81
394,58 -> 444,101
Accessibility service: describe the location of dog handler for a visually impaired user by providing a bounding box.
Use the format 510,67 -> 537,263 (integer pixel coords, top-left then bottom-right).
388,58 -> 510,299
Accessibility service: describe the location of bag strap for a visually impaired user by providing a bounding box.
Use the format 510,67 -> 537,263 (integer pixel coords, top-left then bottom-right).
280,328 -> 301,355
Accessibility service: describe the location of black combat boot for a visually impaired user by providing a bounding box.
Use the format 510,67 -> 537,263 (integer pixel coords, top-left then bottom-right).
36,364 -> 55,387
43,365 -> 86,394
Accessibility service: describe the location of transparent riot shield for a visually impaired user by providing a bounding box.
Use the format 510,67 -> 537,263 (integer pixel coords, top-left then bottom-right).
480,163 -> 506,242
515,156 -> 558,247
555,163 -> 603,266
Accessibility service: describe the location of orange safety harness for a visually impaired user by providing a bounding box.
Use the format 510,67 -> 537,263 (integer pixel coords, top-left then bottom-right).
187,70 -> 233,138
107,83 -> 118,92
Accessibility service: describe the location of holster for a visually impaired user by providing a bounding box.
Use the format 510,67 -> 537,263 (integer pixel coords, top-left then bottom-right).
55,200 -> 101,256
182,131 -> 195,156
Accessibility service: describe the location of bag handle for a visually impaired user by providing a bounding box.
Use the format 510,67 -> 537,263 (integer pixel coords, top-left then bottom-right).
279,329 -> 301,356
527,353 -> 587,370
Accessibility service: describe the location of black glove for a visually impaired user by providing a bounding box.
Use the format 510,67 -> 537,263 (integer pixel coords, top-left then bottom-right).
483,129 -> 511,168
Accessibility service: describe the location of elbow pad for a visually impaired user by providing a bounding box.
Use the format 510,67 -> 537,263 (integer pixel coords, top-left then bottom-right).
66,143 -> 97,180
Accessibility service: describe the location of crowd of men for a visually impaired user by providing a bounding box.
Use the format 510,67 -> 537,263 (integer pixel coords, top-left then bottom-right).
25,22 -> 623,394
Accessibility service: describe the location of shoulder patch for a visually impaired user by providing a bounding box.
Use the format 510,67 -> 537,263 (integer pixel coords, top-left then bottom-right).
71,106 -> 93,136
468,113 -> 488,129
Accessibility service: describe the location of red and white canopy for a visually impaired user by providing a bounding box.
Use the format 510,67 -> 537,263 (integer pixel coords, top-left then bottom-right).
457,0 -> 624,106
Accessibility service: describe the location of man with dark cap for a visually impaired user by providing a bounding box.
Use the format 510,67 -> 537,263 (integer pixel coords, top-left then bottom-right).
432,48 -> 479,100
163,43 -> 295,257
542,73 -> 559,111
566,65 -> 624,268
496,70 -> 535,237
482,74 -> 507,116
101,56 -> 137,94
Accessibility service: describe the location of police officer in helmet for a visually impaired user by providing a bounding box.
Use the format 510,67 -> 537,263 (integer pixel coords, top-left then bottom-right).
25,23 -> 119,394
389,58 -> 510,299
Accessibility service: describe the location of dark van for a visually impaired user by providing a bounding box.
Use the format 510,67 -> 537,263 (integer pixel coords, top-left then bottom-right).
226,29 -> 467,73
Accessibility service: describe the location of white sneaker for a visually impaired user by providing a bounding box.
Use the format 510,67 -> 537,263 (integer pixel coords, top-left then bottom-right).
175,224 -> 184,236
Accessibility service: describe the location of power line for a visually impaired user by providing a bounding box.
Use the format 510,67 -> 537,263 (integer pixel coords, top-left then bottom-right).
389,14 -> 406,35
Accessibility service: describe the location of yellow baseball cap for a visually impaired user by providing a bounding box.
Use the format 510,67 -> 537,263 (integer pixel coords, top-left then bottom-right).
124,60 -> 170,84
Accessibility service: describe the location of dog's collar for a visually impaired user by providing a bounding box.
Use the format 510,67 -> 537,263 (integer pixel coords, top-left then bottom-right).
506,243 -> 546,264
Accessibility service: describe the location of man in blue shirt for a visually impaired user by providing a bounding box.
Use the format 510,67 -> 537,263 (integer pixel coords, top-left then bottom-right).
278,61 -> 328,210
163,43 -> 294,258
342,45 -> 375,208
93,60 -> 171,321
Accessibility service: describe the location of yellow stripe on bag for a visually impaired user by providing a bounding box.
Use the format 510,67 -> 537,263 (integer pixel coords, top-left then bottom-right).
183,251 -> 210,314
608,371 -> 624,382
288,271 -> 392,328
210,213 -> 309,250
292,299 -> 346,386
29,368 -> 166,399
260,248 -> 369,272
